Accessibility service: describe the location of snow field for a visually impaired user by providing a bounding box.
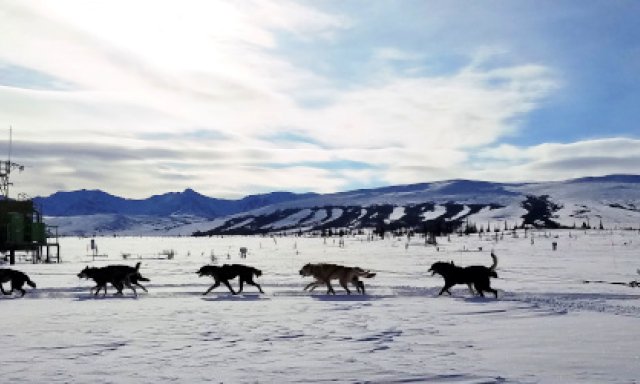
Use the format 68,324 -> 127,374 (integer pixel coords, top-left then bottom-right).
2,230 -> 640,383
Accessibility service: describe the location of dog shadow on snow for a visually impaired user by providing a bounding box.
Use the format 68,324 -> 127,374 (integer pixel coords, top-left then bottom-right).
310,294 -> 389,302
201,294 -> 270,302
75,294 -> 141,301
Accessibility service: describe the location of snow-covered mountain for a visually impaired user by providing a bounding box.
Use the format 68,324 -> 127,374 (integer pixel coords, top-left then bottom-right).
40,175 -> 640,236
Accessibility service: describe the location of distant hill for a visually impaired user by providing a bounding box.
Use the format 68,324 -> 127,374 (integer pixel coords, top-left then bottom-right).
39,174 -> 640,236
34,189 -> 317,218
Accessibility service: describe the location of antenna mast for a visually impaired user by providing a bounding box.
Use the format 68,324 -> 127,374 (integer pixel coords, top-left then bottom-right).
1,126 -> 25,199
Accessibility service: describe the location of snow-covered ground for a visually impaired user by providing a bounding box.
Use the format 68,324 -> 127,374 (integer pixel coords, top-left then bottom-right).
2,230 -> 640,383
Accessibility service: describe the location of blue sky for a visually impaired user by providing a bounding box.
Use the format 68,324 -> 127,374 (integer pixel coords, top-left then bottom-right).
1,0 -> 639,198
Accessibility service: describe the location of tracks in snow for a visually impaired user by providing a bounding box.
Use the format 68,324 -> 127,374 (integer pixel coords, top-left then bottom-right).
3,282 -> 639,318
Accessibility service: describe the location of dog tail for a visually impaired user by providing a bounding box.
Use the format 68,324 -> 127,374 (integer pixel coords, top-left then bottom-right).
26,278 -> 36,289
137,273 -> 150,282
134,262 -> 141,271
356,268 -> 376,279
490,252 -> 498,271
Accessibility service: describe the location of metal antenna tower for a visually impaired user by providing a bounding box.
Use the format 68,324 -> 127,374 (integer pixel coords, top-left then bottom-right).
1,127 -> 25,199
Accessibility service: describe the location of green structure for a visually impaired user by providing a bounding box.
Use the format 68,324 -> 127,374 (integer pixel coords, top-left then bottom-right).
0,150 -> 60,264
0,199 -> 59,264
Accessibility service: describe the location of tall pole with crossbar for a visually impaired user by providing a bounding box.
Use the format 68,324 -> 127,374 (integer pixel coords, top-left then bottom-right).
1,127 -> 25,199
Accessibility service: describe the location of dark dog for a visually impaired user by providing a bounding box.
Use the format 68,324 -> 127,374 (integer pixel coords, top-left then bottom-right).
197,264 -> 264,295
0,268 -> 36,297
299,263 -> 376,295
78,262 -> 149,297
429,252 -> 498,298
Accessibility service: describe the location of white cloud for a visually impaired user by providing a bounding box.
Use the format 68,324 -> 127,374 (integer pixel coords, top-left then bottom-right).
474,138 -> 640,181
4,1 -> 632,199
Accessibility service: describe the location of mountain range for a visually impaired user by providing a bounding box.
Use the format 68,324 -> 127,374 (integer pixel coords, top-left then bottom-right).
37,175 -> 640,236
35,189 -> 317,218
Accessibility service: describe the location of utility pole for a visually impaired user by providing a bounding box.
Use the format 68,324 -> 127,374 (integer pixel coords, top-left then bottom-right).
1,127 -> 25,199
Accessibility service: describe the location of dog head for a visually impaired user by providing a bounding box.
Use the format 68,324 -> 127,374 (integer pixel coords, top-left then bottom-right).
428,261 -> 455,276
77,266 -> 92,279
299,263 -> 313,277
197,265 -> 217,277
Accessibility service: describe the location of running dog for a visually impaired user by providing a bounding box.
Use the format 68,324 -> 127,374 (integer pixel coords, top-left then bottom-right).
304,275 -> 368,294
197,264 -> 264,295
429,252 -> 498,298
0,268 -> 36,297
299,263 -> 376,295
78,262 -> 149,297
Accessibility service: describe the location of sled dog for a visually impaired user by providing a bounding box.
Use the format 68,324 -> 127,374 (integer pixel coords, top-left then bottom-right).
429,252 -> 498,298
304,275 -> 369,295
0,268 -> 36,297
197,264 -> 264,295
299,263 -> 376,295
78,262 -> 149,297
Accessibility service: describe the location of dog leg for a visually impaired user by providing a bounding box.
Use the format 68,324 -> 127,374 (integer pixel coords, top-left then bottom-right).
135,283 -> 148,293
113,280 -> 127,296
339,278 -> 351,295
307,282 -> 320,292
467,283 -> 476,296
238,278 -> 244,294
474,281 -> 497,298
246,278 -> 264,293
12,282 -> 26,297
486,287 -> 498,298
325,281 -> 335,295
438,283 -> 454,296
222,280 -> 237,295
94,284 -> 106,296
203,280 -> 221,295
351,277 -> 365,294
473,282 -> 493,298
125,280 -> 137,297
304,281 -> 318,291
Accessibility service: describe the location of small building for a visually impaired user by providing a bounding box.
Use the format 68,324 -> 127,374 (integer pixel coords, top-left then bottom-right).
0,198 -> 60,264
